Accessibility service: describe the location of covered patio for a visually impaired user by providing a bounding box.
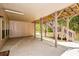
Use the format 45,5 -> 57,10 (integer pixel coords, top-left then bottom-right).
0,3 -> 79,56
33,3 -> 79,47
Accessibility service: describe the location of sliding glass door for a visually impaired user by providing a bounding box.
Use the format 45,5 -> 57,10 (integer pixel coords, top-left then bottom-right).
0,16 -> 9,40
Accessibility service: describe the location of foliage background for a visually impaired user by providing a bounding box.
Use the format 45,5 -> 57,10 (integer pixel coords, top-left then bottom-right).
36,16 -> 79,40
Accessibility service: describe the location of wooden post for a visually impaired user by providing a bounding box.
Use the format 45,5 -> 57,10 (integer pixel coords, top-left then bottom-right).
45,24 -> 47,37
46,25 -> 48,37
66,17 -> 70,41
67,18 -> 70,29
34,21 -> 36,39
54,12 -> 58,47
60,24 -> 63,40
40,18 -> 43,41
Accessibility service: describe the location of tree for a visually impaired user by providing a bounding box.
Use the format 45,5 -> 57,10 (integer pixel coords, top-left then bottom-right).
36,23 -> 40,32
58,19 -> 66,26
69,16 -> 79,33
48,27 -> 53,32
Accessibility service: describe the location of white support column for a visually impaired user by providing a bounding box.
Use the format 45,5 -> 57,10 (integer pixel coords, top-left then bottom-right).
67,17 -> 70,29
44,23 -> 47,37
54,12 -> 58,47
60,25 -> 63,40
66,18 -> 69,41
34,21 -> 36,39
46,24 -> 48,37
40,18 -> 43,41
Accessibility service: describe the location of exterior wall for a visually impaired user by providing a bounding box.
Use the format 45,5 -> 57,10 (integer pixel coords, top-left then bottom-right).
0,8 -> 34,49
9,20 -> 34,38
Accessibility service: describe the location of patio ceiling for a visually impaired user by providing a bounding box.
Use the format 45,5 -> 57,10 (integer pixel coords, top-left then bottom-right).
36,3 -> 79,23
0,3 -> 72,22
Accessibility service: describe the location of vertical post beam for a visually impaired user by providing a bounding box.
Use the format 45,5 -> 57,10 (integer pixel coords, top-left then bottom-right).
67,18 -> 70,29
34,21 -> 36,38
40,18 -> 43,41
60,26 -> 63,40
45,23 -> 47,37
47,25 -> 48,36
54,12 -> 58,47
66,17 -> 70,41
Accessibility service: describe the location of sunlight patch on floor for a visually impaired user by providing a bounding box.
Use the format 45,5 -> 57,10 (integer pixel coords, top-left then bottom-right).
58,42 -> 79,48
61,49 -> 79,56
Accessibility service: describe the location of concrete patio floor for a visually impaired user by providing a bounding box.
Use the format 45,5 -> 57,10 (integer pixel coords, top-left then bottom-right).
36,33 -> 79,56
0,37 -> 68,56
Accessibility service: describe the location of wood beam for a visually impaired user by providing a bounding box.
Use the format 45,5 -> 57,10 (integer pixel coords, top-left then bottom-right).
57,10 -> 64,18
64,9 -> 71,16
40,18 -> 43,41
54,12 -> 58,48
76,3 -> 79,10
69,7 -> 77,15
34,21 -> 36,38
44,24 -> 47,37
66,17 -> 70,41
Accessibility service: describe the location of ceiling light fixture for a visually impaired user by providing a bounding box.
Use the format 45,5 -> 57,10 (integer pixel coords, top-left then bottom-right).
4,9 -> 24,15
